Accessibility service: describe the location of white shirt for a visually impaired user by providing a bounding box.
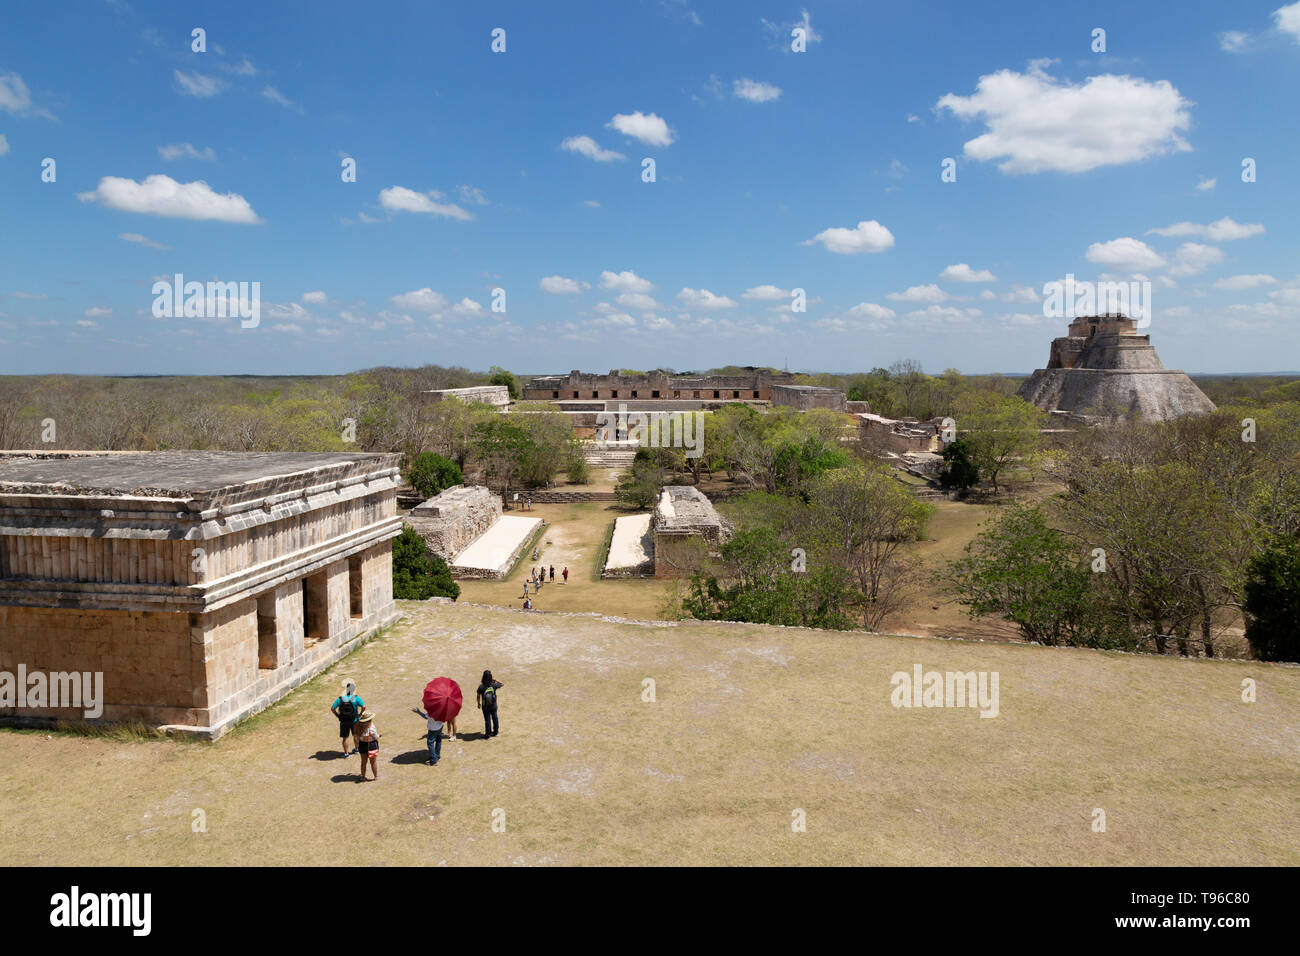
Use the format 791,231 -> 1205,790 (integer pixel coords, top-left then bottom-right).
427,717 -> 444,732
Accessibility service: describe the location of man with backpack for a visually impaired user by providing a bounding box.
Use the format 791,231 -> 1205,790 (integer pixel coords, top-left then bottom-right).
331,679 -> 365,756
477,670 -> 504,738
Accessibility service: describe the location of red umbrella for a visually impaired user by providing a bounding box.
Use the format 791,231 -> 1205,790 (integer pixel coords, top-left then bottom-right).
422,677 -> 463,722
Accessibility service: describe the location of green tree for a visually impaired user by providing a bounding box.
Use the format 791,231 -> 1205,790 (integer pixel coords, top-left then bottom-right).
392,526 -> 460,600
1243,535 -> 1300,662
488,366 -> 519,399
953,393 -> 1045,492
939,438 -> 980,491
406,451 -> 462,499
941,504 -> 1116,647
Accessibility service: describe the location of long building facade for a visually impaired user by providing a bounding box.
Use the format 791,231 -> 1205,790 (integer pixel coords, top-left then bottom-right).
0,451 -> 403,738
523,368 -> 795,402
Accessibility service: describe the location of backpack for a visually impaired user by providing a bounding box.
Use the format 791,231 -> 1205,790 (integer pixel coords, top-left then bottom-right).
338,695 -> 358,721
482,685 -> 498,710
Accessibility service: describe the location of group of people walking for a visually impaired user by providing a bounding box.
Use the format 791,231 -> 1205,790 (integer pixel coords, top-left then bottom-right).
330,671 -> 504,780
521,564 -> 568,610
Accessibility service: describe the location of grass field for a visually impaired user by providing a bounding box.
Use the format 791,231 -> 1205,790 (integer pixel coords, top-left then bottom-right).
4,600 -> 1298,866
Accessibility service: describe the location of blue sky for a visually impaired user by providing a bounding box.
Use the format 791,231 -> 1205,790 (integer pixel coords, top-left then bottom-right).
1,0 -> 1298,376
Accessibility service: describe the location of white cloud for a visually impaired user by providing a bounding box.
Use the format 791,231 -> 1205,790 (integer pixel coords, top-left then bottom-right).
936,60 -> 1191,174
261,85 -> 298,110
1085,237 -> 1167,272
1146,217 -> 1264,241
560,135 -> 626,162
1195,177 -> 1216,191
378,186 -> 474,221
451,297 -> 485,316
802,220 -> 895,255
887,284 -> 948,303
389,288 -> 448,313
845,302 -> 896,322
75,319 -> 99,329
1002,284 -> 1039,304
733,78 -> 782,103
1213,274 -> 1276,291
457,185 -> 489,206
677,288 -> 738,309
743,285 -> 789,300
762,9 -> 822,50
118,232 -> 169,250
1167,242 -> 1225,277
599,270 -> 653,293
606,111 -> 675,147
225,57 -> 257,77
302,290 -> 328,304
0,134 -> 8,157
617,291 -> 659,311
1276,2 -> 1300,43
1219,30 -> 1251,52
583,199 -> 601,207
158,142 -> 216,162
940,263 -> 997,283
906,114 -> 920,123
0,72 -> 33,113
77,174 -> 260,223
84,307 -> 111,318
540,275 -> 588,295
174,70 -> 225,98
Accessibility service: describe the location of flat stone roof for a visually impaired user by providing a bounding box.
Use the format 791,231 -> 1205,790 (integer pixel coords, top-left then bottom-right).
0,451 -> 401,503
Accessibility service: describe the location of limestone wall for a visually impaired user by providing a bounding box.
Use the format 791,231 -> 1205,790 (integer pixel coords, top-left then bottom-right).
405,484 -> 502,560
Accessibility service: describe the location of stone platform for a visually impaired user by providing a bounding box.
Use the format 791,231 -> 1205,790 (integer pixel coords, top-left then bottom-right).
450,515 -> 544,580
602,514 -> 654,578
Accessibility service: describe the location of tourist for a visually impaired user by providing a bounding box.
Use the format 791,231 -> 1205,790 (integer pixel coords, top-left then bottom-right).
477,670 -> 504,738
331,679 -> 364,756
522,579 -> 529,598
412,705 -> 443,765
445,712 -> 458,742
549,565 -> 555,581
562,566 -> 569,583
355,708 -> 382,780
523,596 -> 532,610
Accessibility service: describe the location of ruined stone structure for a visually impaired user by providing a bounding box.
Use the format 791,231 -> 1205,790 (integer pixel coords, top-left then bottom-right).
423,385 -> 511,410
0,450 -> 402,738
1018,315 -> 1216,423
523,368 -> 795,402
404,484 -> 502,560
770,384 -> 848,412
857,414 -> 949,454
651,486 -> 731,579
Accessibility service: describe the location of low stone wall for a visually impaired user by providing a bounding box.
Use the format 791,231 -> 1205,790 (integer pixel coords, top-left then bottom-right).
450,516 -> 545,580
405,484 -> 502,560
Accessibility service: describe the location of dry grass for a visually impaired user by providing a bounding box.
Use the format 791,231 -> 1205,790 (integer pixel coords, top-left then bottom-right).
4,600 -> 1298,866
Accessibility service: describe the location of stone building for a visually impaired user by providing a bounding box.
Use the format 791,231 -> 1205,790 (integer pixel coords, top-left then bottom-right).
523,368 -> 795,402
423,385 -> 511,410
0,450 -> 402,738
404,484 -> 502,561
770,384 -> 848,412
651,486 -> 731,579
1017,314 -> 1216,422
857,414 -> 948,454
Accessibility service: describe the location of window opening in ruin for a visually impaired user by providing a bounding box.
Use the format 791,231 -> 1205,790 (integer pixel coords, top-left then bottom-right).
256,592 -> 278,670
348,555 -> 364,618
303,571 -> 329,644
652,390 -> 660,398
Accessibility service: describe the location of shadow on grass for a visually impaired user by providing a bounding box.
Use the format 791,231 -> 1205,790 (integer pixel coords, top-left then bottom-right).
309,750 -> 353,761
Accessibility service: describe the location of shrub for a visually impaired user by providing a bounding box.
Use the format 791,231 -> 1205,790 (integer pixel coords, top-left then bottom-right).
392,526 -> 460,601
406,452 -> 462,499
1244,535 -> 1300,662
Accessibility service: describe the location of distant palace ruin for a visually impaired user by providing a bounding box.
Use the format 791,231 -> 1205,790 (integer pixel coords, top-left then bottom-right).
1017,315 -> 1216,423
523,368 -> 795,403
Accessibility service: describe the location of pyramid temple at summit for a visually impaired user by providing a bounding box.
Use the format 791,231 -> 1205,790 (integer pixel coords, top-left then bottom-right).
1017,314 -> 1216,423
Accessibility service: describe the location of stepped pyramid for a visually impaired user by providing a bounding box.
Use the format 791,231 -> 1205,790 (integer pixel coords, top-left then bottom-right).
1017,314 -> 1216,423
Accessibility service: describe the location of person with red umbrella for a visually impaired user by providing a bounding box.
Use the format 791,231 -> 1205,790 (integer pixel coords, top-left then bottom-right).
413,676 -> 462,766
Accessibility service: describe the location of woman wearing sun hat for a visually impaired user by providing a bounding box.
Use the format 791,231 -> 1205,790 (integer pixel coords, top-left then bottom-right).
355,708 -> 382,781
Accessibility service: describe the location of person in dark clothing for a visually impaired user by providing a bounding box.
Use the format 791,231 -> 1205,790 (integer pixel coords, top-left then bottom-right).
477,669 -> 503,738
549,565 -> 555,581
